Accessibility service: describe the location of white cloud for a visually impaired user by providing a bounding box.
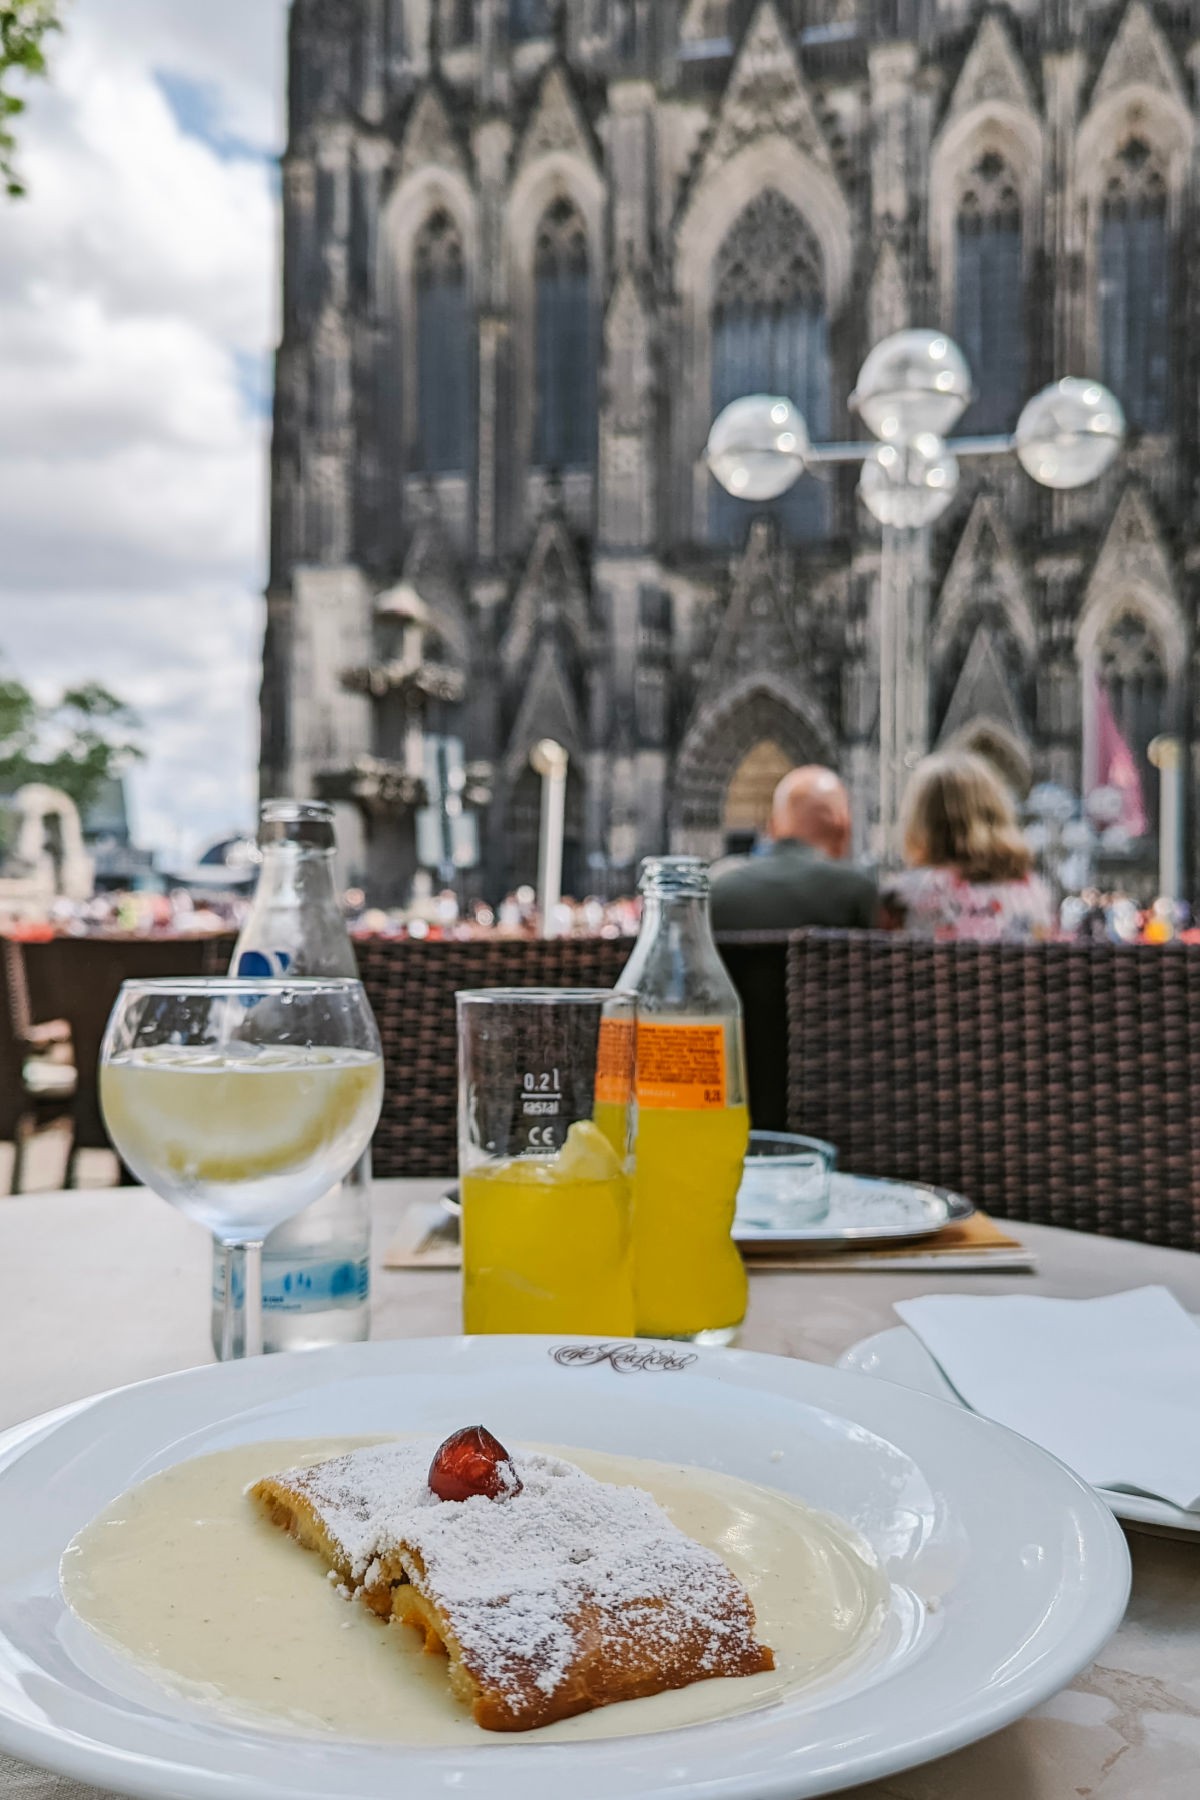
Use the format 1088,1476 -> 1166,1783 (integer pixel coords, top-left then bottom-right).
0,0 -> 288,856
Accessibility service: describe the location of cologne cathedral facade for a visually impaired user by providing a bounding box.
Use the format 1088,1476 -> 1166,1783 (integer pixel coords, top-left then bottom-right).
263,0 -> 1195,901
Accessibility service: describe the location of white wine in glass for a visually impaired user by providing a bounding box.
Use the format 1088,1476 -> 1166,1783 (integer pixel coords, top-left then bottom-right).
100,978 -> 383,1360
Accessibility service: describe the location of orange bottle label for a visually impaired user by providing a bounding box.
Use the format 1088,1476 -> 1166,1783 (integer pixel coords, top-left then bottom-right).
594,1016 -> 635,1105
635,1022 -> 728,1111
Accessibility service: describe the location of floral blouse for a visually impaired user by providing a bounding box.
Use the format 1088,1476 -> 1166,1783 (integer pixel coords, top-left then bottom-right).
884,866 -> 1055,944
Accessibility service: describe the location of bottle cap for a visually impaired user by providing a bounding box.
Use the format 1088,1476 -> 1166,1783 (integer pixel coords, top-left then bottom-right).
259,798 -> 336,851
638,856 -> 709,896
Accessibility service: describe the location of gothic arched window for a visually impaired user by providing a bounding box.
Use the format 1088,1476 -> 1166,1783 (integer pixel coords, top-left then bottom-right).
954,150 -> 1024,433
534,197 -> 595,470
509,0 -> 552,41
710,190 -> 830,542
1096,609 -> 1167,832
1099,138 -> 1170,432
415,210 -> 471,475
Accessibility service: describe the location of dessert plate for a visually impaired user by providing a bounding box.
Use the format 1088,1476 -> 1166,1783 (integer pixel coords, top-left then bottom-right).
838,1324 -> 1200,1538
0,1337 -> 1128,1800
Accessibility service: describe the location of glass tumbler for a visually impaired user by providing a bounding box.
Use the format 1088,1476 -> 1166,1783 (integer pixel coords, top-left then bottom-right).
456,988 -> 635,1335
735,1131 -> 836,1231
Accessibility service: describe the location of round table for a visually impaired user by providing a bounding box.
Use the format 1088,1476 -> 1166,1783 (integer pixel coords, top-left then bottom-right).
1,1182 -> 1198,1800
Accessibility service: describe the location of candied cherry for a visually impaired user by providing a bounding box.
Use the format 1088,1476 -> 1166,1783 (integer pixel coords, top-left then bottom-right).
428,1425 -> 523,1502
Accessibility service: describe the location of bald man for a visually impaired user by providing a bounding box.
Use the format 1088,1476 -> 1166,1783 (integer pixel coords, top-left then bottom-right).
710,766 -> 878,932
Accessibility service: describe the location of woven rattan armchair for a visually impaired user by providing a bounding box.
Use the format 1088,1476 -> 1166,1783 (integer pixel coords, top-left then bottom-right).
356,937 -> 634,1178
20,933 -> 235,1185
786,930 -> 1200,1251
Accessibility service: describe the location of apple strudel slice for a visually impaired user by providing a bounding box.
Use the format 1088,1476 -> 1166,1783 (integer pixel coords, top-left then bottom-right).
250,1427 -> 773,1732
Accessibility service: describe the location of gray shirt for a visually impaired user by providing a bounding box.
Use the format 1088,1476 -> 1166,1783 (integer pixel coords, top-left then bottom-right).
710,840 -> 878,933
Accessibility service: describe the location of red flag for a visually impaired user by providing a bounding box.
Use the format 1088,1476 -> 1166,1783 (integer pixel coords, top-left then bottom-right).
1094,679 -> 1149,838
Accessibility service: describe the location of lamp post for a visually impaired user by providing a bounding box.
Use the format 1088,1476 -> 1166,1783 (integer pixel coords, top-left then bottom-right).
531,738 -> 569,938
1148,736 -> 1183,906
705,330 -> 1125,862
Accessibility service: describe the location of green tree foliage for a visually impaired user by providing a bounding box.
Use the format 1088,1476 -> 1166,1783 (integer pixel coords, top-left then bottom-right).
1,1 -> 60,197
0,669 -> 143,815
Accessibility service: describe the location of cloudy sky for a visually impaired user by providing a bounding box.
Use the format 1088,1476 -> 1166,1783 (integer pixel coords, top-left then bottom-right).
0,0 -> 289,859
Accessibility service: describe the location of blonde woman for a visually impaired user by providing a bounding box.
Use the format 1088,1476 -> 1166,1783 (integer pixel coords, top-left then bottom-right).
885,752 -> 1054,942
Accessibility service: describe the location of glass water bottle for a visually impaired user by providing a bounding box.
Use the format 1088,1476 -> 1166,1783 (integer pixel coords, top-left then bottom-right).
212,799 -> 371,1355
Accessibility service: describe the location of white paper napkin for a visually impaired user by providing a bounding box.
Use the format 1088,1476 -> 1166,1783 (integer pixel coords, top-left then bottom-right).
895,1287 -> 1200,1511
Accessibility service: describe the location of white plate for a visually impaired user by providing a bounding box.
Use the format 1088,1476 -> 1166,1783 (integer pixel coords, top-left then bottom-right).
0,1338 -> 1128,1800
838,1326 -> 1200,1538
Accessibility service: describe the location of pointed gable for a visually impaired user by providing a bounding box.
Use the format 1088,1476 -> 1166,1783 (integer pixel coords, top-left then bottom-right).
932,496 -> 1036,666
398,85 -> 468,182
693,519 -> 806,715
401,515 -> 470,662
500,519 -> 591,675
944,13 -> 1038,125
516,63 -> 598,176
1085,485 -> 1177,611
1091,0 -> 1187,111
502,638 -> 585,775
938,627 -> 1030,748
689,0 -> 834,195
1079,486 -> 1180,655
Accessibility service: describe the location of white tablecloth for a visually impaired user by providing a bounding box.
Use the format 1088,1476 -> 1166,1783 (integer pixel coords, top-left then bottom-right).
2,1182 -> 1200,1799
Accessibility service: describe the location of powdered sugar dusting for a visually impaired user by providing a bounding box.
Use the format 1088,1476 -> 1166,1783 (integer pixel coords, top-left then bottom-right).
258,1438 -> 764,1706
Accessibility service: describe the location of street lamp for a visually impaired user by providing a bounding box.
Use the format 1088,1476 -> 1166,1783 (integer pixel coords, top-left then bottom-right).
705,329 -> 1125,861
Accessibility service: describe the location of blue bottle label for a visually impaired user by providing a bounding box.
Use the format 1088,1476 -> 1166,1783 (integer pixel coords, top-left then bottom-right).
264,1258 -> 369,1312
216,1256 -> 369,1313
236,948 -> 293,978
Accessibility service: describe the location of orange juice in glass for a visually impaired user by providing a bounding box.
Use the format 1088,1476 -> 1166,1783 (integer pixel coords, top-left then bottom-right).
456,989 -> 635,1335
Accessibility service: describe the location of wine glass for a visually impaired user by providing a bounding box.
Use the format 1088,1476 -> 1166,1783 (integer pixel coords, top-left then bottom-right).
100,977 -> 383,1360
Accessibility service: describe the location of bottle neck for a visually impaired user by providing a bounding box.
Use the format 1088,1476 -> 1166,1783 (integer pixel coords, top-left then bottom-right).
638,890 -> 717,961
254,842 -> 340,913
622,885 -> 738,1016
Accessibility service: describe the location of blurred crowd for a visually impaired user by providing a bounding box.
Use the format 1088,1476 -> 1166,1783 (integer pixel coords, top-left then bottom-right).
347,884 -> 642,943
1,762 -> 1196,949
5,879 -> 1191,949
1,888 -> 251,942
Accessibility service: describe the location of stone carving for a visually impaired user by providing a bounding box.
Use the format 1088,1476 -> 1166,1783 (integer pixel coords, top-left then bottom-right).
502,636 -> 586,776
713,188 -> 823,308
397,85 -> 469,182
944,13 -> 1038,125
516,63 -> 599,174
689,0 -> 835,195
602,267 -> 653,431
415,207 -> 465,280
1091,1 -> 1187,112
1097,608 -> 1167,682
1101,133 -> 1168,211
869,238 -> 907,342
932,495 -> 1037,669
267,1 -> 1192,900
938,626 -> 1032,757
501,517 -> 592,675
535,194 -> 589,276
316,757 -> 428,813
1085,486 -> 1178,624
958,147 -> 1022,225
